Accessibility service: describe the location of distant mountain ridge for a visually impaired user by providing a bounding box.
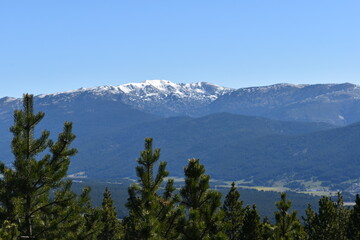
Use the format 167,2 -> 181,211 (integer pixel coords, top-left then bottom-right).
2,80 -> 360,125
1,80 -> 232,117
209,82 -> 360,125
0,80 -> 360,126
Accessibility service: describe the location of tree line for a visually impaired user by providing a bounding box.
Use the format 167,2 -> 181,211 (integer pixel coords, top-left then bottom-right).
0,94 -> 359,239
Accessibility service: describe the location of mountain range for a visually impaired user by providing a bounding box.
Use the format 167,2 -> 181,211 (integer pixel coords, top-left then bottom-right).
1,80 -> 360,193
3,80 -> 360,125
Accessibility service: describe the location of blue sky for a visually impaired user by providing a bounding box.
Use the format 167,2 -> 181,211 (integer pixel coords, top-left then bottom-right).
1,1 -> 359,97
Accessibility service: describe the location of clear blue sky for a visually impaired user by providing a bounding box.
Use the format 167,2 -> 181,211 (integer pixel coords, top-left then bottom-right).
1,1 -> 359,97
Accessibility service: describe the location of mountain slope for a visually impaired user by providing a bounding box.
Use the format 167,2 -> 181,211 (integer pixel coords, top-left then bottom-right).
33,113 -> 334,181
210,83 -> 360,125
73,114 -> 359,190
0,91 -> 161,166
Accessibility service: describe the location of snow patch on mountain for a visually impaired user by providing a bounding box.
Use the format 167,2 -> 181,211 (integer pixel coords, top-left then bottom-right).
117,80 -> 231,100
113,80 -> 233,115
245,83 -> 307,92
35,80 -> 231,101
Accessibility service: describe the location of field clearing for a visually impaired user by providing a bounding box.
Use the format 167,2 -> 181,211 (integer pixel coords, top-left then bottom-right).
298,191 -> 339,197
212,179 -> 338,197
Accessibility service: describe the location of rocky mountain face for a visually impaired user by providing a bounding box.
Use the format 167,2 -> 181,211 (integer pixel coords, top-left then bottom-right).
117,80 -> 232,116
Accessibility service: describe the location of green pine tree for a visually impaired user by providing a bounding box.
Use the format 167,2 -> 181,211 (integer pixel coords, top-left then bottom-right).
347,194 -> 360,240
221,182 -> 244,240
304,196 -> 336,240
0,221 -> 19,240
99,187 -> 122,240
159,178 -> 182,239
303,204 -> 316,240
334,192 -> 350,240
273,192 -> 304,240
262,216 -> 275,240
178,158 -> 226,240
0,94 -> 93,239
240,205 -> 262,240
61,187 -> 103,240
303,193 -> 350,240
123,138 -> 180,240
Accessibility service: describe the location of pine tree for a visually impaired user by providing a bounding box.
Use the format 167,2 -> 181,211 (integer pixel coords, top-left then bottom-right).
99,187 -> 122,240
274,192 -> 304,240
222,182 -> 244,240
303,204 -> 316,240
305,196 -> 337,240
262,216 -> 275,240
0,221 -> 19,240
334,192 -> 350,240
240,205 -> 262,240
303,193 -> 350,240
178,158 -> 226,240
123,138 -> 180,240
62,187 -> 103,240
347,194 -> 360,240
0,94 -> 91,239
159,178 -> 182,239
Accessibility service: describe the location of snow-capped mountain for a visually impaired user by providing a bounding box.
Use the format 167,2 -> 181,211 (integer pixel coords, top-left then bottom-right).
29,80 -> 232,116
2,80 -> 360,124
117,80 -> 232,116
118,80 -> 230,99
